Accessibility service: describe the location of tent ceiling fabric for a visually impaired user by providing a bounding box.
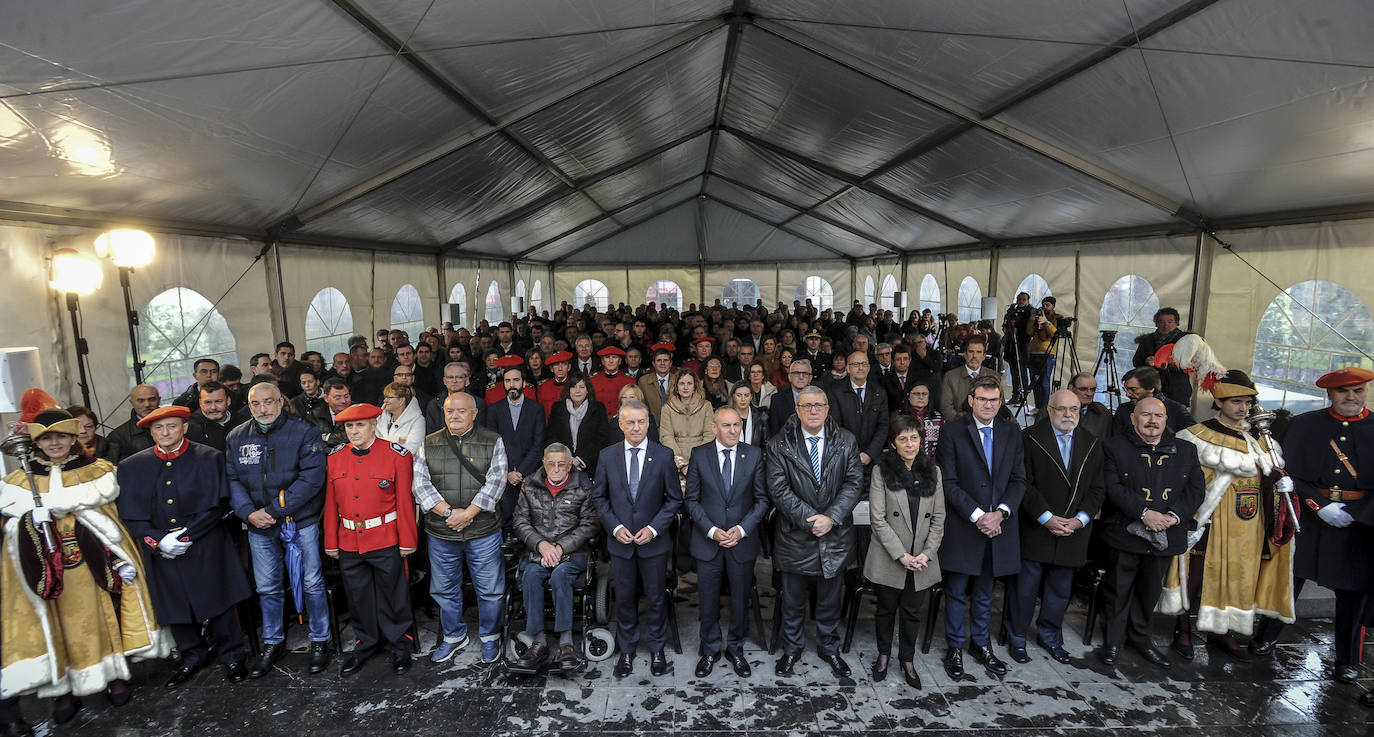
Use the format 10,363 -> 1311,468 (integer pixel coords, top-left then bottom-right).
3,1 -> 1373,262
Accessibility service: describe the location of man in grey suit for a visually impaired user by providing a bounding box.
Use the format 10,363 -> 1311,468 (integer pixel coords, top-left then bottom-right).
939,337 -> 1001,418
683,407 -> 769,678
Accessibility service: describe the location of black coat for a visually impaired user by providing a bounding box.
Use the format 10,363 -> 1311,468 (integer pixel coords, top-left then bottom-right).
1132,329 -> 1193,406
1112,396 -> 1195,438
766,416 -> 864,579
1018,421 -> 1106,567
115,442 -> 253,623
1283,409 -> 1374,591
546,400 -> 611,474
425,390 -> 487,434
768,388 -> 798,435
826,381 -> 889,464
186,408 -> 249,452
936,414 -> 1027,577
106,410 -> 153,463
485,398 -> 547,477
1099,430 -> 1205,557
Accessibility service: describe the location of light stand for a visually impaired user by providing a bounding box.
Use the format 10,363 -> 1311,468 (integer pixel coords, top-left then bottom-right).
95,229 -> 155,384
64,293 -> 93,408
118,266 -> 145,384
1093,330 -> 1123,410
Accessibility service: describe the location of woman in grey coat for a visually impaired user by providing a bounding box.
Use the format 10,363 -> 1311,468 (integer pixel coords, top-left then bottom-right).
863,415 -> 946,689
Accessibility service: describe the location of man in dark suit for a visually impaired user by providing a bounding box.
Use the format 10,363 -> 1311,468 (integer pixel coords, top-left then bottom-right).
767,358 -> 813,435
683,407 -> 769,678
593,399 -> 682,678
1111,366 -> 1195,437
826,351 -> 889,480
485,365 -> 546,523
1098,397 -> 1204,668
186,381 -> 249,452
936,375 -> 1027,679
1007,390 -> 1106,665
881,344 -> 917,413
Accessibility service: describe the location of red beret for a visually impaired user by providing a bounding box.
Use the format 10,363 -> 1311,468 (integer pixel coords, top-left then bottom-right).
334,403 -> 383,422
546,350 -> 574,365
650,342 -> 676,353
691,337 -> 716,346
1315,366 -> 1374,389
137,405 -> 191,428
596,346 -> 625,357
494,355 -> 524,368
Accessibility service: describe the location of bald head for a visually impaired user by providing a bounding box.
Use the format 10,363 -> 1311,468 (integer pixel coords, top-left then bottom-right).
1132,397 -> 1167,443
713,406 -> 742,448
247,382 -> 284,424
443,390 -> 478,435
130,383 -> 160,418
846,351 -> 870,385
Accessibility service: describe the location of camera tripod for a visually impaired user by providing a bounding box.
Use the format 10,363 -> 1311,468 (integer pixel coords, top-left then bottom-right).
1093,330 -> 1123,409
1049,321 -> 1082,394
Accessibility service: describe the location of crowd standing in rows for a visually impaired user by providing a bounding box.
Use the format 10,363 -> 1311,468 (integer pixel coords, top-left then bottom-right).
0,295 -> 1370,736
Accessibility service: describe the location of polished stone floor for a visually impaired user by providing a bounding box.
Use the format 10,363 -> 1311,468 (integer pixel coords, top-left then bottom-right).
21,570 -> 1374,737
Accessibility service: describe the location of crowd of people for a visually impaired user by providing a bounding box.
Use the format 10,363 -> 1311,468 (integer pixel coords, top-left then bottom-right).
0,295 -> 1370,735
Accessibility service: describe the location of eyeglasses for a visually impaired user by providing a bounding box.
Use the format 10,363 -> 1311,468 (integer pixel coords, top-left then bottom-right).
970,396 -> 1001,404
788,370 -> 810,375
797,403 -> 828,411
1047,405 -> 1079,413
847,362 -> 869,367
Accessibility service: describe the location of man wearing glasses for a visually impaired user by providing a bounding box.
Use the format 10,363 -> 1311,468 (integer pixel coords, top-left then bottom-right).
768,359 -> 814,435
1069,372 -> 1113,439
827,352 -> 889,482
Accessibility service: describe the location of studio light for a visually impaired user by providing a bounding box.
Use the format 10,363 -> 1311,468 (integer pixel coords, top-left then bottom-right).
94,228 -> 155,267
48,248 -> 103,295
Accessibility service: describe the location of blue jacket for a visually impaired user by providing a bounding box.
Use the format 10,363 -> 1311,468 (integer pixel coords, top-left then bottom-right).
225,412 -> 327,533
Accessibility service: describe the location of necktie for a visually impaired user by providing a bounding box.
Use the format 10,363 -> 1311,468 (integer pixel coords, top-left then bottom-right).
899,374 -> 906,390
721,448 -> 733,489
628,447 -> 641,501
659,377 -> 668,401
980,426 -> 994,474
1058,434 -> 1072,470
856,386 -> 865,405
808,436 -> 821,482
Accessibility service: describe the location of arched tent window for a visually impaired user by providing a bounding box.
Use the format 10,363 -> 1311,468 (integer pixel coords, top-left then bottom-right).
795,276 -> 834,310
1253,280 -> 1374,413
646,280 -> 682,311
390,284 -> 424,340
957,277 -> 982,323
305,287 -> 353,357
863,276 -> 875,307
514,280 -> 527,314
529,280 -> 543,314
574,279 -> 610,311
879,274 -> 899,311
722,278 -> 758,308
1016,273 -> 1053,305
920,274 -> 941,315
484,280 -> 503,323
448,283 -> 467,328
139,287 -> 237,398
1099,275 -> 1160,386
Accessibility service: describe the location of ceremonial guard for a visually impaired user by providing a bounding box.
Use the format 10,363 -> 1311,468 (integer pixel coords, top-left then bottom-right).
1253,366 -> 1373,682
1,409 -> 168,723
323,404 -> 419,676
116,405 -> 253,688
591,346 -> 635,419
537,351 -> 575,419
1162,371 -> 1295,661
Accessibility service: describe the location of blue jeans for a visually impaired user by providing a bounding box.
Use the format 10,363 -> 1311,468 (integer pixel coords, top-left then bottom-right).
248,523 -> 331,644
520,555 -> 587,636
1029,353 -> 1056,409
428,531 -> 505,643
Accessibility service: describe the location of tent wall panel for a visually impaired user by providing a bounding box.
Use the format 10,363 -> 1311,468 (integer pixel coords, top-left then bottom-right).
628,267 -> 700,311
279,243 -> 375,348
996,245 -> 1078,321
903,254 -> 950,314
372,252 -> 442,336
943,249 -> 995,318
443,258 -> 512,327
0,224 -> 67,406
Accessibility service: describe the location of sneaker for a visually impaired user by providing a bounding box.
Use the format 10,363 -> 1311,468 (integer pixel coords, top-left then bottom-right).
481,639 -> 501,664
431,634 -> 469,663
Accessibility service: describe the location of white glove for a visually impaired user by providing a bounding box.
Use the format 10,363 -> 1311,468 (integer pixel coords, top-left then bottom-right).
158,528 -> 192,557
116,563 -> 137,583
1317,502 -> 1354,528
1274,476 -> 1294,495
29,507 -> 52,525
1186,527 -> 1205,551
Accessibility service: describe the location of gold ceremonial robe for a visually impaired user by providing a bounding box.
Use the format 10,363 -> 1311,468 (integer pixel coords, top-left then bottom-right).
0,457 -> 169,698
1161,421 -> 1295,634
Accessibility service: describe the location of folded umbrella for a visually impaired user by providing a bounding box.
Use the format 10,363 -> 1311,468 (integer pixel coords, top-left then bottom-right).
278,490 -> 305,613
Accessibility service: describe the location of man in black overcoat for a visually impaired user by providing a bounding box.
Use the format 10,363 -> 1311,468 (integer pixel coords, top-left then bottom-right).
115,406 -> 254,689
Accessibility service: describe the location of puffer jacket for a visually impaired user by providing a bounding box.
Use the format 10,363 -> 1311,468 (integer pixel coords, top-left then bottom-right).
766,414 -> 864,579
512,467 -> 601,561
660,392 -> 713,467
225,411 -> 328,534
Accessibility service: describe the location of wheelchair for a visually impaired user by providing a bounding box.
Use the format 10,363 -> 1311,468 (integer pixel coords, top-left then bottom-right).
500,545 -> 616,672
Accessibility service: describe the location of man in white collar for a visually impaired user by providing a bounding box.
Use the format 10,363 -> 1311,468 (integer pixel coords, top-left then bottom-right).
939,337 -> 1000,418
594,400 -> 681,679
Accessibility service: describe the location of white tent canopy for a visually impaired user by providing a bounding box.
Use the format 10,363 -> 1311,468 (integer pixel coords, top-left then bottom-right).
2,1 -> 1373,416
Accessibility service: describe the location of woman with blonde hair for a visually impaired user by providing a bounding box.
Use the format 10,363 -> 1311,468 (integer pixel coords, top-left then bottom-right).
377,382 -> 425,456
660,369 -> 713,472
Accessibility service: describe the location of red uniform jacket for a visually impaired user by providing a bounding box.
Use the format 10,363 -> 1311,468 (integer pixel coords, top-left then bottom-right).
590,371 -> 634,418
536,378 -> 570,419
324,440 -> 418,554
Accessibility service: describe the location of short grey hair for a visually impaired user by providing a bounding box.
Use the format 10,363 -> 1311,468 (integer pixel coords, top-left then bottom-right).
798,385 -> 828,403
543,442 -> 572,460
619,398 -> 650,419
790,358 -> 811,372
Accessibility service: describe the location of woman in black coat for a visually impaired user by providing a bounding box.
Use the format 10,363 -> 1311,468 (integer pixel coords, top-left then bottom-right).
545,375 -> 610,475
728,381 -> 768,448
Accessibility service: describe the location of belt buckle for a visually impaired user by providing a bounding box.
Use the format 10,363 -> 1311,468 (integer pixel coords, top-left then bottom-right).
1328,489 -> 1342,501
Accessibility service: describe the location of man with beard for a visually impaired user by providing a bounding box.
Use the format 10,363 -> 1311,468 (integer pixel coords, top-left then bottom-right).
485,364 -> 547,524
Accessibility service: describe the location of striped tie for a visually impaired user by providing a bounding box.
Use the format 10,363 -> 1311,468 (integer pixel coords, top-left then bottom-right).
808,437 -> 821,482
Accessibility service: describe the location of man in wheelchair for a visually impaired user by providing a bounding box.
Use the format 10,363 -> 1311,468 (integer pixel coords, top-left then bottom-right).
508,442 -> 602,674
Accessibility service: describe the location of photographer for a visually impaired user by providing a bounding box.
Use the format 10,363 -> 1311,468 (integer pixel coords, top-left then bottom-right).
1002,293 -> 1033,402
1026,297 -> 1059,413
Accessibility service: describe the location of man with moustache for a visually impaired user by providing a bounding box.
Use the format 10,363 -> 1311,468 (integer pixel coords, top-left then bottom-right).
485,364 -> 547,524
187,381 -> 249,452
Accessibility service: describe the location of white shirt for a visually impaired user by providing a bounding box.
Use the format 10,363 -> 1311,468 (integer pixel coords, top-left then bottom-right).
615,438 -> 656,538
708,440 -> 747,540
802,427 -> 825,463
968,417 -> 1012,523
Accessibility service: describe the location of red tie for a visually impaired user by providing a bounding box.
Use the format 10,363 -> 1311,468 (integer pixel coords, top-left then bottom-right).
899,375 -> 906,390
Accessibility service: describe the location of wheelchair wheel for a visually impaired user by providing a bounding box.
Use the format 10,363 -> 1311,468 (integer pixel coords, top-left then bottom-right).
505,632 -> 535,662
583,627 -> 615,662
593,572 -> 612,626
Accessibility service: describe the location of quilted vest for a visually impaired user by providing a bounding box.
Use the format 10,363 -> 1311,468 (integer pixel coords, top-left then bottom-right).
421,426 -> 502,542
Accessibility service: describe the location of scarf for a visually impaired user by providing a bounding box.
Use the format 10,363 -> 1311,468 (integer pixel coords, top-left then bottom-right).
566,399 -> 590,448
878,448 -> 938,498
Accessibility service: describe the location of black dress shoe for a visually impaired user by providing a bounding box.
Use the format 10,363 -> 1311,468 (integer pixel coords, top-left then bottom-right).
943,648 -> 964,679
650,651 -> 671,676
511,642 -> 549,675
694,652 -> 720,678
1132,644 -> 1171,668
105,678 -> 132,706
224,660 -> 247,683
968,643 -> 1008,675
871,655 -> 889,682
248,642 -> 285,679
775,653 -> 800,676
0,718 -> 32,737
339,650 -> 374,676
165,663 -> 202,690
1335,663 -> 1360,684
1007,644 -> 1031,664
308,642 -> 331,674
1099,646 -> 1119,666
1207,634 -> 1251,662
1248,637 -> 1276,657
1170,634 -> 1195,662
392,648 -> 411,675
820,653 -> 851,678
724,649 -> 750,678
613,652 -> 634,678
557,643 -> 580,674
1038,641 -> 1072,665
900,661 -> 922,690
51,695 -> 81,725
